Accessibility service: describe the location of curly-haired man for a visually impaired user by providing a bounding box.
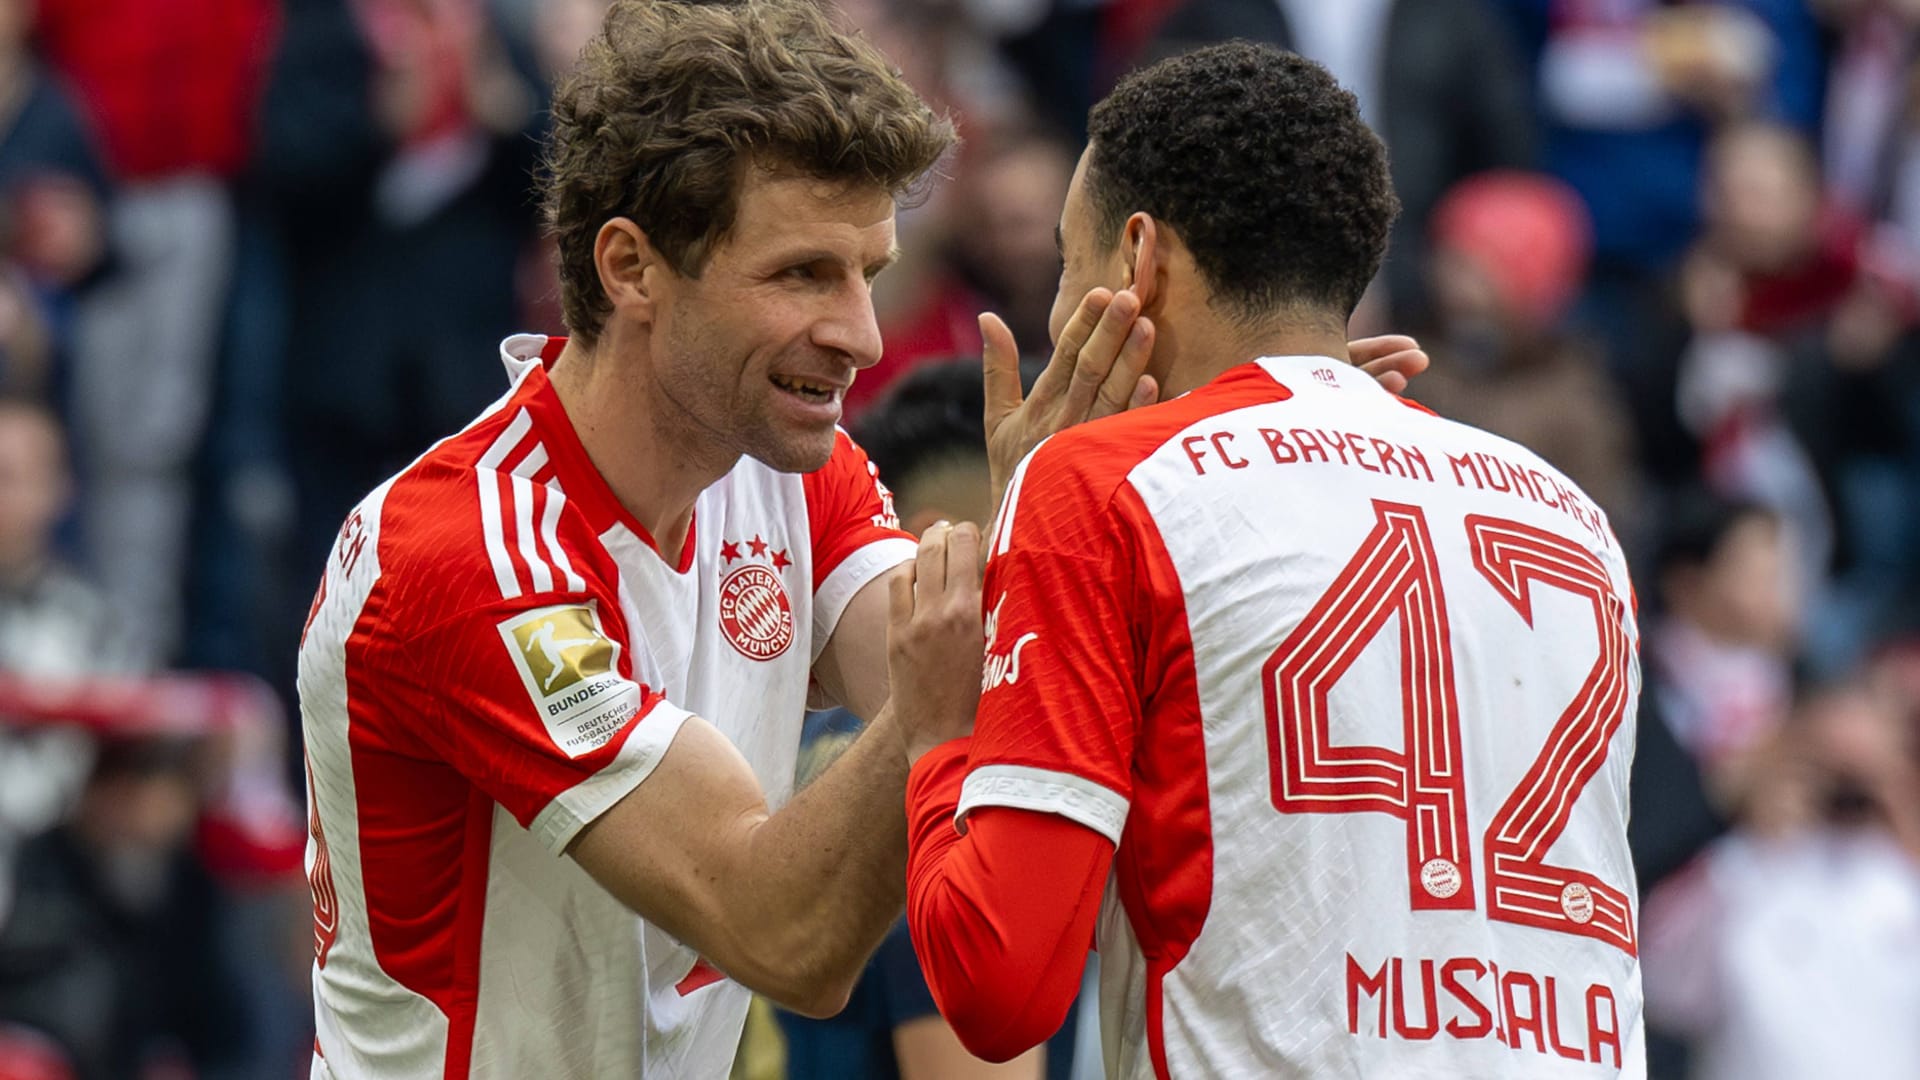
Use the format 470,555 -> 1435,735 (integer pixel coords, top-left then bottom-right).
893,43 -> 1647,1078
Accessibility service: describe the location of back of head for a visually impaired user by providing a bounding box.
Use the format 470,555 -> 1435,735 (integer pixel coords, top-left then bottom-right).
542,0 -> 956,342
1085,43 -> 1398,322
852,361 -> 987,526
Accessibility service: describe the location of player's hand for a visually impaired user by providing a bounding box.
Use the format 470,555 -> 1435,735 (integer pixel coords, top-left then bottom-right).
1349,334 -> 1429,395
886,522 -> 985,766
981,287 -> 1157,511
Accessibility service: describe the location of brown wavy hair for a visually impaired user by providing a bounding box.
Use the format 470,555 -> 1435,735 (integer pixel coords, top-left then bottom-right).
542,0 -> 956,343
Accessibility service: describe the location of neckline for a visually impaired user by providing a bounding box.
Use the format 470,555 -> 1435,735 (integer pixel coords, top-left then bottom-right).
509,336 -> 699,576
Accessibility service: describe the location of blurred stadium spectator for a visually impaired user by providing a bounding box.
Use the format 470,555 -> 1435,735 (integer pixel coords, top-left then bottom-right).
33,0 -> 277,668
1647,494 -> 1798,774
1407,170 -> 1641,528
0,734 -> 247,1080
1640,681 -> 1920,1080
1145,0 -> 1536,323
0,674 -> 306,1080
0,397 -> 133,944
257,0 -> 545,596
0,0 -> 104,396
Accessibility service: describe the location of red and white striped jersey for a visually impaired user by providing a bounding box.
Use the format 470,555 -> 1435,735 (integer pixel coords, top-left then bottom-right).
298,334 -> 914,1079
968,355 -> 1646,1078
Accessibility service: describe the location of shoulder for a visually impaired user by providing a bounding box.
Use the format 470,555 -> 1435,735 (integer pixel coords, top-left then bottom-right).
1011,364 -> 1294,518
356,408 -> 616,645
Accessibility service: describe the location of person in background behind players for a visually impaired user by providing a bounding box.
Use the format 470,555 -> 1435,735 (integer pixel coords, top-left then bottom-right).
1407,171 -> 1640,533
778,360 -> 1059,1080
0,398 -> 138,934
889,44 -> 1646,1077
1640,680 -> 1920,1080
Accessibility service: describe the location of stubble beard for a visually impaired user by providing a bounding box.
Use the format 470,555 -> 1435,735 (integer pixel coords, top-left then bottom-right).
660,324 -> 836,477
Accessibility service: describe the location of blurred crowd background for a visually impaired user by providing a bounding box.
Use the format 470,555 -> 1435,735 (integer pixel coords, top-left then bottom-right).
0,0 -> 1917,1077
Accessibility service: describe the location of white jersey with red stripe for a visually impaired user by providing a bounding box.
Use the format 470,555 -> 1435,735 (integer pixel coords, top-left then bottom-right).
297,334 -> 914,1079
967,355 -> 1645,1079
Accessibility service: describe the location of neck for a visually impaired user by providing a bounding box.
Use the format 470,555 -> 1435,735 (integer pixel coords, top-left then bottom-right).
1157,309 -> 1351,399
547,333 -> 738,554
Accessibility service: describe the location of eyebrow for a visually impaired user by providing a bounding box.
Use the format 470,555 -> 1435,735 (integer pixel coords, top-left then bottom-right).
1054,225 -> 1064,258
867,245 -> 903,277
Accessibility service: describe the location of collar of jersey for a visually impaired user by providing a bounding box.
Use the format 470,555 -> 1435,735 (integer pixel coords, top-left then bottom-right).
1250,354 -> 1391,395
501,333 -> 699,575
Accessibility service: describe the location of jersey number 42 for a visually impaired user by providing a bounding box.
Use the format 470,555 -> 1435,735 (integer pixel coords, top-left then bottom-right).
1264,500 -> 1635,957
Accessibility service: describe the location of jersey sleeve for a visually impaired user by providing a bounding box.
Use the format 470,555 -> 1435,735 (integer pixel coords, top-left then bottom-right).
959,446 -> 1154,846
904,739 -> 1112,1061
390,583 -> 692,855
802,428 -> 916,660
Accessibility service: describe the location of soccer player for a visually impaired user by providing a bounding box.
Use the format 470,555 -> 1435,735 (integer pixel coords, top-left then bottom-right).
297,1 -> 1429,1075
893,44 -> 1647,1078
295,2 -> 962,1074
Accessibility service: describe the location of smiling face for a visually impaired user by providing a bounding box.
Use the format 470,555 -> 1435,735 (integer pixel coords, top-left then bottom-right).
650,170 -> 898,473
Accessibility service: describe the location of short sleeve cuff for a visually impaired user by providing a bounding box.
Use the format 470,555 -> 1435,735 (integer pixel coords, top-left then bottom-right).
530,700 -> 694,853
811,536 -> 916,662
956,764 -> 1130,846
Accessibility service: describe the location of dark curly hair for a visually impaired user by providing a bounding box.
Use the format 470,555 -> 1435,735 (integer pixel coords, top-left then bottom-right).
542,0 -> 956,343
1085,43 -> 1398,320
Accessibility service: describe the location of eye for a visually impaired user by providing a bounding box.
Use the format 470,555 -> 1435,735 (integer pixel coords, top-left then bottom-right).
784,264 -> 819,282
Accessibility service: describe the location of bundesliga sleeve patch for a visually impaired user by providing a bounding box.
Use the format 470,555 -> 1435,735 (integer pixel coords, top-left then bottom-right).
497,602 -> 642,758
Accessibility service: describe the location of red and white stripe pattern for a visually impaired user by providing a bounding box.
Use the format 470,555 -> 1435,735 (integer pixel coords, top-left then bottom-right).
476,408 -> 586,598
735,583 -> 785,643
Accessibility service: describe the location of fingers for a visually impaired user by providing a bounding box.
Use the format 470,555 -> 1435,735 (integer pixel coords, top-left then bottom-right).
914,522 -> 950,601
1063,290 -> 1141,418
1347,334 -> 1420,366
944,522 -> 982,598
1091,315 -> 1155,419
887,562 -> 914,627
1351,334 -> 1430,396
1028,288 -> 1113,405
979,313 -> 1023,430
1356,346 -> 1430,393
1130,373 -> 1160,410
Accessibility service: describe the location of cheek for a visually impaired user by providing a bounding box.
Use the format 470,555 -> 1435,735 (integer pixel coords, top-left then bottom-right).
1047,279 -> 1074,348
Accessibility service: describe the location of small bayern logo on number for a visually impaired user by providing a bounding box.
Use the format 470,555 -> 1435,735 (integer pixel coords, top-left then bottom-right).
1560,882 -> 1595,924
1420,859 -> 1462,899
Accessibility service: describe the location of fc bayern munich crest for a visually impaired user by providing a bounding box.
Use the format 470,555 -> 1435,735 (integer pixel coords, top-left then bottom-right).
718,536 -> 795,661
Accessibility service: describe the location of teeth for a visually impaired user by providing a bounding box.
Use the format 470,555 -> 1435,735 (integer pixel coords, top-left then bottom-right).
772,375 -> 834,396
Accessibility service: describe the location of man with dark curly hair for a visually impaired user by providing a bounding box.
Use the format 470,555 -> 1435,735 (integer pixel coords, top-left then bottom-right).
893,43 -> 1647,1077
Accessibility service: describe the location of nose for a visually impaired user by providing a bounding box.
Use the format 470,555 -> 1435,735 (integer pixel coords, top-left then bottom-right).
815,281 -> 885,372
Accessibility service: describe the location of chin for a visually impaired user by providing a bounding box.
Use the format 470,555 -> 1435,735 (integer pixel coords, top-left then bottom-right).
745,430 -> 838,474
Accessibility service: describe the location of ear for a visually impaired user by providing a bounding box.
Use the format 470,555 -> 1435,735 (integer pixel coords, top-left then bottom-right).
594,217 -> 665,324
1121,212 -> 1164,310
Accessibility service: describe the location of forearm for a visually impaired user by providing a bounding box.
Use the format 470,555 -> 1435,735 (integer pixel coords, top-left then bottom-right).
725,707 -> 913,1009
905,741 -> 1110,1061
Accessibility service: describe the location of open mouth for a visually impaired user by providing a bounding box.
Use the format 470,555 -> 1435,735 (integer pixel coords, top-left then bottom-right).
769,374 -> 840,403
